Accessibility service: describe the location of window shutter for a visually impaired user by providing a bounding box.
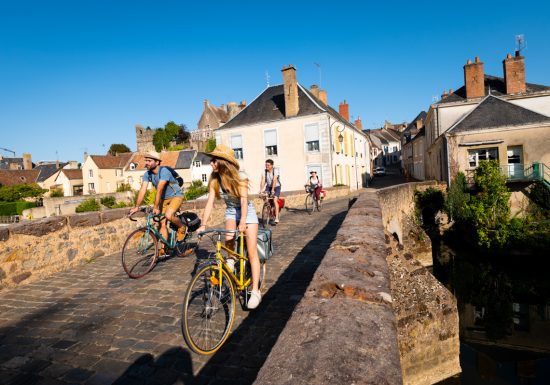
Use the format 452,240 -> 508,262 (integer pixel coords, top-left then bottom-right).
305,123 -> 319,142
231,135 -> 242,149
264,130 -> 277,146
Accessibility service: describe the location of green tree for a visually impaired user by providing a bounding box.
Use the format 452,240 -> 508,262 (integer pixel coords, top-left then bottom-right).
205,138 -> 216,152
108,144 -> 131,156
464,160 -> 511,248
0,183 -> 48,202
153,122 -> 189,151
75,198 -> 101,213
445,172 -> 470,221
184,180 -> 209,201
50,188 -> 64,198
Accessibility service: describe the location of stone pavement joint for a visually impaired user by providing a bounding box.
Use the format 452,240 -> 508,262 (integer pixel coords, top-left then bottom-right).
0,195 -> 354,385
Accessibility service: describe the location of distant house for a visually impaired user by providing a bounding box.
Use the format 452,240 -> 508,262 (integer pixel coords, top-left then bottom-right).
368,127 -> 401,167
53,169 -> 84,196
214,65 -> 372,192
0,153 -> 32,170
424,53 -> 550,185
82,153 -> 133,195
191,152 -> 213,185
0,170 -> 40,187
401,111 -> 426,180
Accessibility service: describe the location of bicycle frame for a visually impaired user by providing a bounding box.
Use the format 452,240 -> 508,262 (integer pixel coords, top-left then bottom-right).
143,212 -> 177,249
202,230 -> 251,291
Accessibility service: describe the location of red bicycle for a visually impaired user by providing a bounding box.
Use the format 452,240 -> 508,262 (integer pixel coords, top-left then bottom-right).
259,192 -> 284,228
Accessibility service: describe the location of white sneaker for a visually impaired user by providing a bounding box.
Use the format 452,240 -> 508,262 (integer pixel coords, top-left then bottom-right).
247,290 -> 262,309
226,259 -> 235,273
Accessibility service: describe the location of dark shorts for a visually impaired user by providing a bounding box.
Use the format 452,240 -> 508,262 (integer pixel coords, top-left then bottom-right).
265,185 -> 281,197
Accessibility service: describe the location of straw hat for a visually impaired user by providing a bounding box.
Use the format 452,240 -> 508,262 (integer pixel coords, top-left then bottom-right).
143,151 -> 162,162
208,144 -> 239,168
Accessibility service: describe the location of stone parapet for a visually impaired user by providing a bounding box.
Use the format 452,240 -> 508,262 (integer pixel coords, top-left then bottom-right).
255,191 -> 404,385
0,186 -> 350,290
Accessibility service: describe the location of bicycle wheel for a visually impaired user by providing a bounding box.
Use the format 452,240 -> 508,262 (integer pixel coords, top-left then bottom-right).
182,265 -> 236,355
261,203 -> 271,229
305,194 -> 314,214
122,228 -> 158,279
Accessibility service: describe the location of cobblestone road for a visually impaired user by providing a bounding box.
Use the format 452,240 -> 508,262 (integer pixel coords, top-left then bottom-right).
0,195 -> 353,385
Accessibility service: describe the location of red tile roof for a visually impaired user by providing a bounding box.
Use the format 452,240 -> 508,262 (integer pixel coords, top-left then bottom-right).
62,169 -> 83,180
0,170 -> 40,186
90,153 -> 133,169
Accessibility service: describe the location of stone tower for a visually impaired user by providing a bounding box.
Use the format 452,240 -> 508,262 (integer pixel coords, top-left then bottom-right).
135,124 -> 156,153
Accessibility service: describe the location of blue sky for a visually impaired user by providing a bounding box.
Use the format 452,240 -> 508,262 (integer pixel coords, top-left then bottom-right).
1,1 -> 549,162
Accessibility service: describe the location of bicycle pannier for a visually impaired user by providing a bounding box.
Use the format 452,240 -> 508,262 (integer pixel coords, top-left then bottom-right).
257,228 -> 273,262
180,212 -> 201,232
277,197 -> 285,210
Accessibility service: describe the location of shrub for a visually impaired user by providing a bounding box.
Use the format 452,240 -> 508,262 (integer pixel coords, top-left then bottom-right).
50,188 -> 64,197
0,201 -> 36,215
111,201 -> 130,208
100,196 -> 116,208
184,180 -> 208,201
116,183 -> 133,192
445,172 -> 470,221
75,198 -> 101,213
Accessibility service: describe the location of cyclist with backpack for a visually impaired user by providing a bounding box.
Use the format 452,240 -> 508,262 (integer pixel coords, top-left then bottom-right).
259,159 -> 281,224
130,151 -> 186,255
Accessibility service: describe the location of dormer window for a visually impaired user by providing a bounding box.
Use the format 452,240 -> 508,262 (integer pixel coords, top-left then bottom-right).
130,163 -> 136,170
194,161 -> 201,167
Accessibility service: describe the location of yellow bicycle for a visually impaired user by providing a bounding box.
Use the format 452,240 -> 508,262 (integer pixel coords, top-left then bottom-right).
181,229 -> 266,355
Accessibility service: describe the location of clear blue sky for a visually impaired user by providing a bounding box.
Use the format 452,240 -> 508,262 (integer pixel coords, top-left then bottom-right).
1,1 -> 549,162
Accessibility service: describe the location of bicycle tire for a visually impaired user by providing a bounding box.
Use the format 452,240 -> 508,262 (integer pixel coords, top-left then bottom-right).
305,194 -> 314,214
121,228 -> 158,279
182,265 -> 236,355
261,203 -> 272,229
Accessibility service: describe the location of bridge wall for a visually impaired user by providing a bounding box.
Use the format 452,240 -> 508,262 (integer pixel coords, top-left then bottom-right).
256,185 -> 460,385
0,187 -> 350,290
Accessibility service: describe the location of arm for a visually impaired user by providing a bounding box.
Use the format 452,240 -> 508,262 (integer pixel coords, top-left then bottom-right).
197,186 -> 216,232
271,175 -> 278,193
130,181 -> 149,214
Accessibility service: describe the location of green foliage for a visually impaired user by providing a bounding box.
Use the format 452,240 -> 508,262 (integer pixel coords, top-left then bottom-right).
143,189 -> 156,206
100,196 -> 116,208
205,138 -> 216,152
465,161 -> 511,248
415,187 -> 444,228
75,198 -> 101,213
108,143 -> 131,156
167,144 -> 184,151
153,122 -> 189,151
0,201 -> 36,215
527,181 -> 550,219
116,183 -> 133,192
50,188 -> 64,197
111,201 -> 131,208
445,172 -> 470,221
184,180 -> 208,201
0,183 -> 48,202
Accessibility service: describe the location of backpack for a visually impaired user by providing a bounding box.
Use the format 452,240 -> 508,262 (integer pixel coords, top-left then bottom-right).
148,166 -> 184,187
265,169 -> 281,188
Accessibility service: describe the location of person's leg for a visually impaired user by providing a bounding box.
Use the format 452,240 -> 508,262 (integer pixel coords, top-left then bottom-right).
164,197 -> 185,240
273,186 -> 281,222
245,223 -> 261,309
315,186 -> 321,202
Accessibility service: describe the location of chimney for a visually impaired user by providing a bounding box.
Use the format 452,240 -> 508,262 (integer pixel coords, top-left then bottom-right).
416,118 -> 424,129
22,153 -> 32,170
281,65 -> 299,117
503,51 -> 526,94
309,84 -> 320,98
354,118 -> 363,129
339,100 -> 350,121
238,100 -> 247,109
56,160 -> 60,168
464,56 -> 485,99
204,99 -> 209,108
318,89 -> 327,104
84,152 -> 88,162
227,102 -> 239,119
442,90 -> 448,99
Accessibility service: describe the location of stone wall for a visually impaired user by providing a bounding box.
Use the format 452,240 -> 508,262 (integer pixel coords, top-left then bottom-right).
0,187 -> 350,290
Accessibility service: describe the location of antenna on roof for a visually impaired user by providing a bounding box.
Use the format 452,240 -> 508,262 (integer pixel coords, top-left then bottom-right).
314,62 -> 322,88
265,70 -> 270,88
515,34 -> 526,53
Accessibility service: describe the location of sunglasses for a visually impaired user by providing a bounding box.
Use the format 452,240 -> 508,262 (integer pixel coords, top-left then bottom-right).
210,157 -> 220,163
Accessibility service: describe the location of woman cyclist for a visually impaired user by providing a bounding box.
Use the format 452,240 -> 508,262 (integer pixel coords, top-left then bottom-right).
306,170 -> 322,205
197,144 -> 262,309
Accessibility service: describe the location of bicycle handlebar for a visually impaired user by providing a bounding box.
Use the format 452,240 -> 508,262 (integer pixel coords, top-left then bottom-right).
127,206 -> 165,222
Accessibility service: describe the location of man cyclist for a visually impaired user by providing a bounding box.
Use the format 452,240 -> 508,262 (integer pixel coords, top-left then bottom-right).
129,151 -> 186,255
259,159 -> 281,224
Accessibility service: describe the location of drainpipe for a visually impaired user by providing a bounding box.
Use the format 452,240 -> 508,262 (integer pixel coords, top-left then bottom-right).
445,133 -> 451,187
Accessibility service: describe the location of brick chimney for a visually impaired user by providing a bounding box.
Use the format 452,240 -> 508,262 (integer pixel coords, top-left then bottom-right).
503,51 -> 526,94
318,90 -> 327,105
464,56 -> 485,99
354,118 -> 363,129
23,153 -> 32,170
339,100 -> 350,121
281,64 -> 299,118
227,102 -> 239,119
309,84 -> 320,98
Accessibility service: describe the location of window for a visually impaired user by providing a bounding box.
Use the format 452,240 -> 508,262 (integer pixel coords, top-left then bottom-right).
194,161 -> 201,167
88,183 -> 95,191
89,169 -> 93,177
130,163 -> 136,170
468,147 -> 498,168
264,129 -> 278,156
202,174 -> 207,182
231,135 -> 243,159
305,123 -> 320,152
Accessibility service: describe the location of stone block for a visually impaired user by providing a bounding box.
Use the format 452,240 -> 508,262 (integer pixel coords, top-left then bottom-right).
101,208 -> 129,223
10,216 -> 67,236
12,271 -> 31,284
68,212 -> 101,228
0,227 -> 9,241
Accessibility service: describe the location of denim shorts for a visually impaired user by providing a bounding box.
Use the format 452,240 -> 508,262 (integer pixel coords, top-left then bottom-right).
225,202 -> 259,224
265,185 -> 281,197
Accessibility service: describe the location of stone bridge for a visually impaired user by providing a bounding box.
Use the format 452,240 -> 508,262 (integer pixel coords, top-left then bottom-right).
0,184 -> 459,385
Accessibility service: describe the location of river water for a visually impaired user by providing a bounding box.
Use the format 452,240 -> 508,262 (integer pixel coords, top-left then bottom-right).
433,242 -> 550,385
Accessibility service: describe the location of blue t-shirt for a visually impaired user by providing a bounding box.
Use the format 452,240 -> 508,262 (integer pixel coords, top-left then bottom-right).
143,167 -> 183,200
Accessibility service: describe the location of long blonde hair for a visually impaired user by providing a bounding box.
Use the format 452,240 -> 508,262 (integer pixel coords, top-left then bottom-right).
208,158 -> 248,199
